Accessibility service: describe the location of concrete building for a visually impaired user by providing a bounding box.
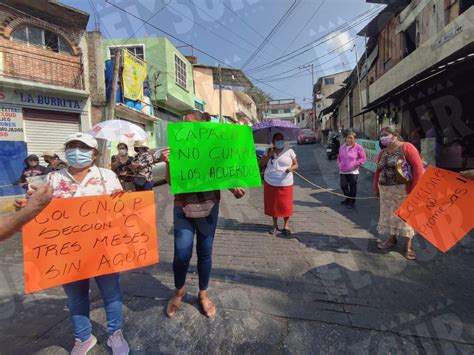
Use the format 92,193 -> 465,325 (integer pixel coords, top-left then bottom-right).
102,37 -> 196,148
296,109 -> 313,128
192,63 -> 256,125
0,0 -> 91,210
262,99 -> 301,124
358,0 -> 474,170
312,71 -> 351,130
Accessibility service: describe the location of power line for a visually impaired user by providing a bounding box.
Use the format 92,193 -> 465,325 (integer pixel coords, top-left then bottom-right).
245,7 -> 380,73
220,0 -> 283,53
188,0 -> 286,65
253,38 -> 357,82
241,0 -> 300,69
104,0 -> 227,65
122,0 -> 172,45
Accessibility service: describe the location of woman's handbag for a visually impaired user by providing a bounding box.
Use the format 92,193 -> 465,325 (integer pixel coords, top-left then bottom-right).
183,200 -> 215,218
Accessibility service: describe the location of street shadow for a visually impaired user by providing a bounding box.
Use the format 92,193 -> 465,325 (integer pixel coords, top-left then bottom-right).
280,232 -> 381,255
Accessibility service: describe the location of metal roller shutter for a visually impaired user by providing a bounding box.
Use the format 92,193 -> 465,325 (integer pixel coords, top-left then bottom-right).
24,109 -> 80,163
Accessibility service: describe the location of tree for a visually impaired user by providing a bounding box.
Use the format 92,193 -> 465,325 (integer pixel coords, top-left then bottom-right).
244,86 -> 273,121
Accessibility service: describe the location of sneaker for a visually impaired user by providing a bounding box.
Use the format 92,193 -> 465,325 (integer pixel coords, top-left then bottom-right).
107,330 -> 130,355
71,335 -> 97,355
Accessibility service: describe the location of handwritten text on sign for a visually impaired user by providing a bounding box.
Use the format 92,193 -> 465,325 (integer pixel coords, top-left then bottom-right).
396,167 -> 474,253
22,192 -> 159,293
168,122 -> 262,194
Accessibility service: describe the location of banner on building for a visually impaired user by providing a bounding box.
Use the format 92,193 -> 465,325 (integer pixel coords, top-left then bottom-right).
0,104 -> 24,141
22,191 -> 159,293
358,139 -> 381,172
168,122 -> 262,194
396,167 -> 474,253
122,50 -> 147,101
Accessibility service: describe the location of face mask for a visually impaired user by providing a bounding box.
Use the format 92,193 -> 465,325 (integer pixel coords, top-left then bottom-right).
119,149 -> 128,156
380,135 -> 393,147
274,140 -> 285,149
65,148 -> 93,168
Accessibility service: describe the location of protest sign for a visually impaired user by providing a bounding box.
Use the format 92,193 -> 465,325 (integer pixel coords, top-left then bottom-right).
22,191 -> 158,293
396,167 -> 474,253
168,122 -> 262,194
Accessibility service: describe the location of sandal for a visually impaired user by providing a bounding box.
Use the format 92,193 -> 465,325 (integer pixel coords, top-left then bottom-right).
378,237 -> 397,250
404,247 -> 416,260
269,227 -> 279,235
166,290 -> 185,318
198,293 -> 217,318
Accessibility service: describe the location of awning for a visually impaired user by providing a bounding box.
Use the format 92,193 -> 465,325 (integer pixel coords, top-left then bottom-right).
356,51 -> 474,117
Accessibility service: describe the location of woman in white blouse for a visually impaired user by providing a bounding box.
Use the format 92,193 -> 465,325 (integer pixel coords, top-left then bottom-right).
259,133 -> 299,236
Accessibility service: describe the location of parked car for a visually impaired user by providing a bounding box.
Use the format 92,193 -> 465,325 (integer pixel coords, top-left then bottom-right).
255,146 -> 267,161
151,148 -> 167,186
297,129 -> 318,144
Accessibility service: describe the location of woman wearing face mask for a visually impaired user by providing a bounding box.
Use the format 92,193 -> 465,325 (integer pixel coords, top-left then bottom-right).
130,141 -> 154,191
111,143 -> 135,191
374,126 -> 424,260
337,131 -> 366,209
45,132 -> 129,355
259,133 -> 299,236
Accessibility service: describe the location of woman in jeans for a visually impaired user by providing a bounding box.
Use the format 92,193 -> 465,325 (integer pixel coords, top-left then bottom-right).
45,133 -> 129,355
374,126 -> 424,260
337,131 -> 367,209
160,110 -> 245,318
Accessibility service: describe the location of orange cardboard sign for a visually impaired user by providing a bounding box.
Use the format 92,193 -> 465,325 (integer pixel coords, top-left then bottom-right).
22,191 -> 159,293
396,167 -> 474,253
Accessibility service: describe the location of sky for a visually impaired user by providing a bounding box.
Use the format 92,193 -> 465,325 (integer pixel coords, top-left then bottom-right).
62,0 -> 383,108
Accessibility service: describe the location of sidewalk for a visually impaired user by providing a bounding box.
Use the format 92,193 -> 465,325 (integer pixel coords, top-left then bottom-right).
0,144 -> 473,354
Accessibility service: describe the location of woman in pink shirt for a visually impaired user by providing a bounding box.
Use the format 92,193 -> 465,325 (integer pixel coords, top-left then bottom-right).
337,131 -> 367,209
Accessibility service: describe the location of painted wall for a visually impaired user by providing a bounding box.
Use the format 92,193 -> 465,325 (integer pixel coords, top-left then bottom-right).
102,37 -> 195,116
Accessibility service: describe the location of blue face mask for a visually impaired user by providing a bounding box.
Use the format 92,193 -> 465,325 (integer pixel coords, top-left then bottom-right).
274,140 -> 285,149
65,148 -> 94,168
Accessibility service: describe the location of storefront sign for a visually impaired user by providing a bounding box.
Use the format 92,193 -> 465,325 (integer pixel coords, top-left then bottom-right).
0,104 -> 24,141
396,167 -> 474,253
0,87 -> 86,112
122,50 -> 147,101
22,192 -> 159,293
168,122 -> 262,194
358,139 -> 381,172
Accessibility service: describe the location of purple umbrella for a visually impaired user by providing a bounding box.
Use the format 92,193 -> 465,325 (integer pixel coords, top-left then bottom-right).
252,120 -> 301,144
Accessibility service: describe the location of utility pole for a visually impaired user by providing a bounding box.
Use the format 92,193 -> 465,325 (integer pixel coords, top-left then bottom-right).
107,48 -> 122,121
218,64 -> 223,123
352,44 -> 363,132
299,63 -> 315,130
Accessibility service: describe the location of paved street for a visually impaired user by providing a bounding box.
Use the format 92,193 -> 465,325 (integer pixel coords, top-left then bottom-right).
1,143 -> 474,354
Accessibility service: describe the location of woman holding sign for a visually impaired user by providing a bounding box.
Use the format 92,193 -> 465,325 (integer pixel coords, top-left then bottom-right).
259,133 -> 299,236
44,133 -> 129,355
160,110 -> 246,319
374,126 -> 424,260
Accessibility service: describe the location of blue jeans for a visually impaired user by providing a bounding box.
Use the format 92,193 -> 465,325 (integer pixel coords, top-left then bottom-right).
62,273 -> 123,342
173,204 -> 219,291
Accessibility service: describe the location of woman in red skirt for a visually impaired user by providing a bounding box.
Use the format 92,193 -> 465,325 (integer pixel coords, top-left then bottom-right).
259,133 -> 299,236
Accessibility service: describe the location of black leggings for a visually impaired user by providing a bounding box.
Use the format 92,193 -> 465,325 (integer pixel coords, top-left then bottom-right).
340,174 -> 358,205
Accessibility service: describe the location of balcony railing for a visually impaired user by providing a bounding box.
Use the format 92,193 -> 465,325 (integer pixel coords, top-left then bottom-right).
0,47 -> 84,90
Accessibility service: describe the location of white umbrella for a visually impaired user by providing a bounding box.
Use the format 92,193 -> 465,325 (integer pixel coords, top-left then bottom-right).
87,120 -> 148,142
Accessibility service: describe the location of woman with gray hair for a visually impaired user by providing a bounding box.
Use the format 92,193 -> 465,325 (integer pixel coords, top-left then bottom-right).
374,126 -> 424,260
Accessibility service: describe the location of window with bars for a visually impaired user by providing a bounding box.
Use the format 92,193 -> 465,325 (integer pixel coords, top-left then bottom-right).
175,55 -> 187,89
109,45 -> 145,62
11,26 -> 73,55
